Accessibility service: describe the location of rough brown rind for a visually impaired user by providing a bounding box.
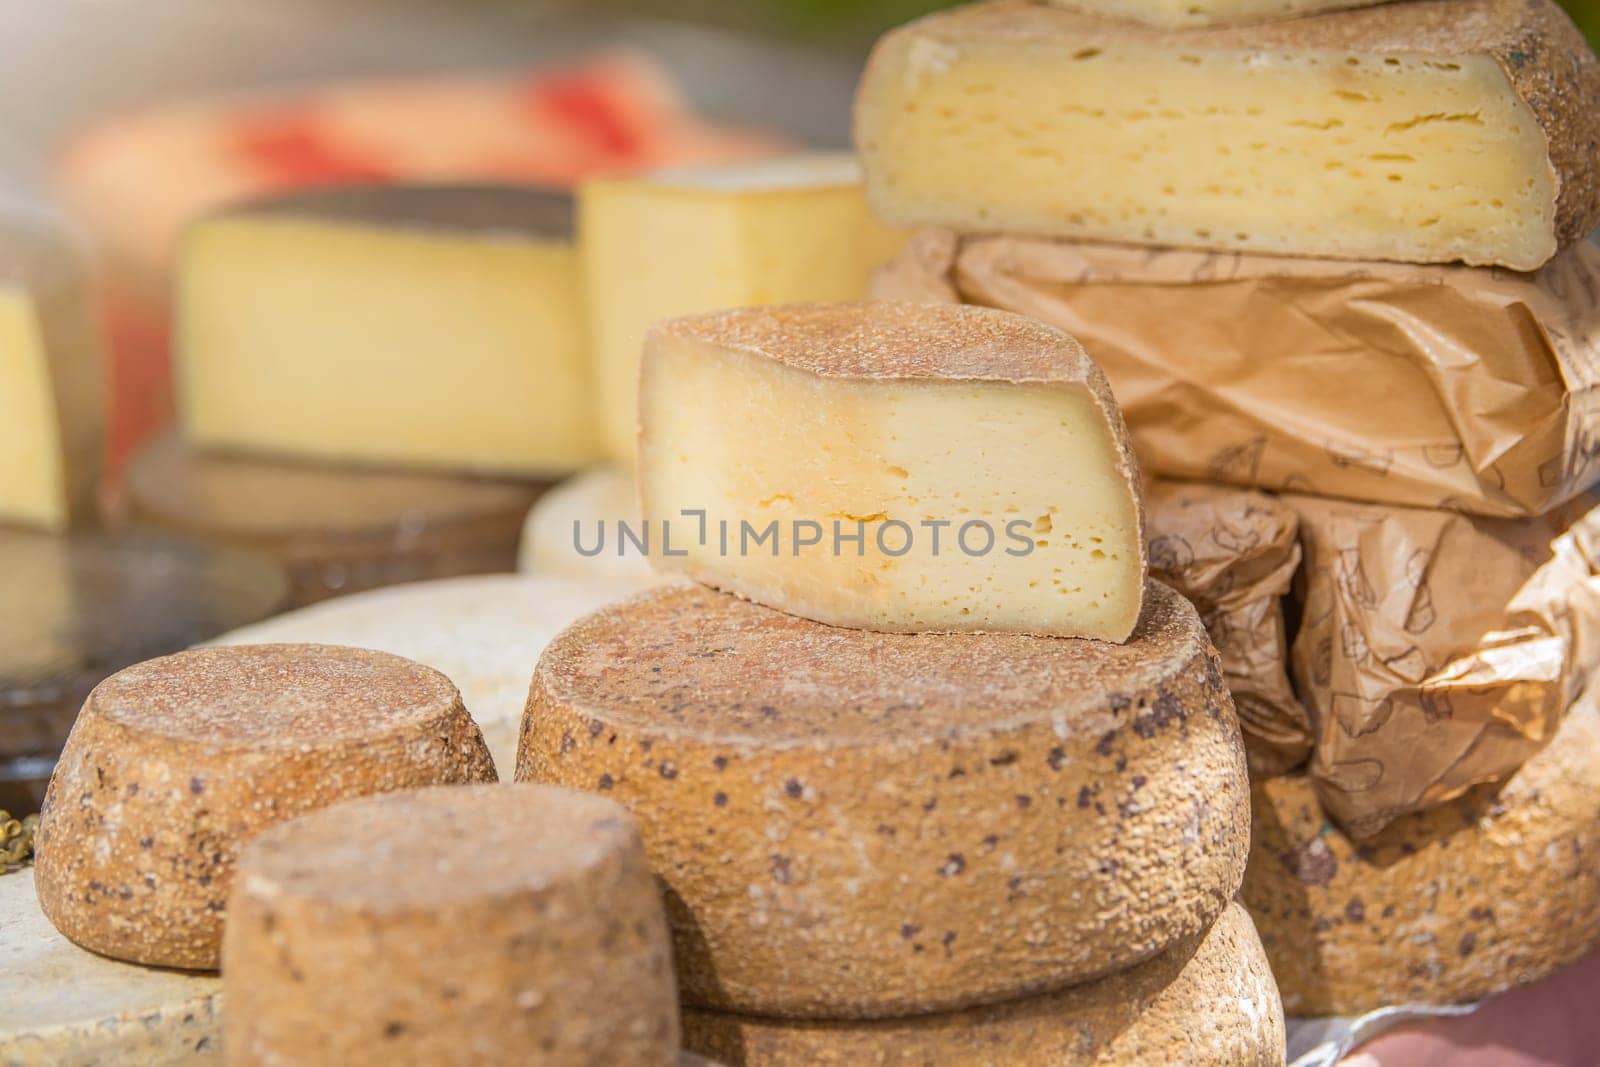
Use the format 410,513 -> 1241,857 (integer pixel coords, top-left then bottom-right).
33,644 -> 496,970
1241,689 -> 1600,1016
517,581 -> 1249,1018
682,903 -> 1283,1066
223,784 -> 679,1067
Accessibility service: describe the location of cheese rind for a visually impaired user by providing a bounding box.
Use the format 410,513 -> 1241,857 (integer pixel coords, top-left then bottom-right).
0,225 -> 104,531
518,581 -> 1249,1018
1242,688 -> 1600,1015
178,185 -> 598,476
1044,0 -> 1389,27
639,301 -> 1147,640
223,785 -> 679,1066
32,644 -> 496,969
855,0 -> 1600,269
580,153 -> 906,463
683,903 -> 1282,1065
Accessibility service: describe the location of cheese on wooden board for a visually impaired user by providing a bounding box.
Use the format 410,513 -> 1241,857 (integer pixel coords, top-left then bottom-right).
579,153 -> 906,463
519,581 -> 1249,1018
518,466 -> 660,585
1043,0 -> 1389,27
682,903 -> 1282,1066
1242,687 -> 1600,1016
208,574 -> 646,777
855,0 -> 1600,270
0,870 -> 220,1065
125,433 -> 545,606
178,185 -> 598,476
639,302 -> 1147,640
0,223 -> 104,532
223,785 -> 679,1066
32,644 -> 496,969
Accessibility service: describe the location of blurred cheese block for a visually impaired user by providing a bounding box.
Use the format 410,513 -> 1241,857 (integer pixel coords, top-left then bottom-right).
224,785 -> 679,1066
639,302 -> 1146,639
1241,687 -> 1600,1015
0,870 -> 220,1065
0,528 -> 287,814
209,573 -> 646,776
683,903 -> 1283,1065
33,645 -> 496,969
125,433 -> 544,606
580,153 -> 907,462
518,466 -> 659,585
1043,0 -> 1388,27
520,581 -> 1248,1017
178,185 -> 598,477
855,0 -> 1600,269
0,223 -> 104,531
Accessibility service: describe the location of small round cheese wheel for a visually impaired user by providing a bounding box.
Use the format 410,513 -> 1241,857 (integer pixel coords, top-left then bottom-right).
223,784 -> 679,1067
1242,690 -> 1600,1015
33,644 -> 496,969
517,465 -> 657,585
519,581 -> 1249,1018
683,902 -> 1282,1065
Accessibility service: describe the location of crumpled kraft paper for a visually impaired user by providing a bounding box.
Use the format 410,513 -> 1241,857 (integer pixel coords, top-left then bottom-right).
872,229 -> 1600,518
1285,492 -> 1600,837
1145,480 -> 1308,777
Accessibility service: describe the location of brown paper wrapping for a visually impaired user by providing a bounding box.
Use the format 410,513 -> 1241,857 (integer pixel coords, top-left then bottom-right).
873,230 -> 1600,518
1286,493 -> 1600,838
1145,481 -> 1308,778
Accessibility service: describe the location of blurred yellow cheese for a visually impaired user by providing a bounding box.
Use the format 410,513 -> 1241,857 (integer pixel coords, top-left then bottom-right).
0,225 -> 103,531
178,186 -> 597,477
580,153 -> 907,464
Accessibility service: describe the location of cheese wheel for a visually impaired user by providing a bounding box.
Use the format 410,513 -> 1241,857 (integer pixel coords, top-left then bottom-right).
517,466 -> 658,585
682,902 -> 1282,1066
519,581 -> 1249,1017
209,574 -> 647,777
223,784 -> 679,1066
33,644 -> 496,969
1042,0 -> 1387,28
1242,689 -> 1600,1015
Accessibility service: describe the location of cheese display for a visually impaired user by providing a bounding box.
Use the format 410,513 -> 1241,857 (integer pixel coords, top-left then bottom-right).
1288,493 -> 1600,837
1242,688 -> 1600,1015
178,185 -> 598,476
1,870 -> 221,1065
125,433 -> 545,606
1044,0 -> 1389,28
518,466 -> 659,585
32,644 -> 496,969
580,153 -> 906,462
855,0 -> 1600,270
0,222 -> 104,532
639,302 -> 1147,640
873,229 -> 1600,518
1146,481 -> 1307,777
209,573 -> 650,776
682,903 -> 1282,1065
223,784 -> 679,1066
519,581 -> 1249,1017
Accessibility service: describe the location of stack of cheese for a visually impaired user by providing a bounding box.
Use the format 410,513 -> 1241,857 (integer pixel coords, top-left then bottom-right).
856,0 -> 1600,1017
518,300 -> 1287,1064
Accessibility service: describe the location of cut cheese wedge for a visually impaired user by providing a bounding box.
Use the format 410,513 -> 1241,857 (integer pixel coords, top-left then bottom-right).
1045,0 -> 1389,27
33,644 -> 496,969
639,301 -> 1146,640
855,0 -> 1600,269
224,785 -> 679,1066
580,153 -> 906,463
178,185 -> 597,476
683,903 -> 1282,1065
0,223 -> 104,531
519,581 -> 1249,1018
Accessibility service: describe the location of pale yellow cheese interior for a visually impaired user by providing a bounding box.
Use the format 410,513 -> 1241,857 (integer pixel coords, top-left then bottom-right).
0,290 -> 70,530
581,153 -> 907,464
858,37 -> 1556,268
1045,0 -> 1389,28
640,338 -> 1144,639
180,216 -> 597,475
